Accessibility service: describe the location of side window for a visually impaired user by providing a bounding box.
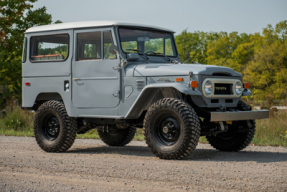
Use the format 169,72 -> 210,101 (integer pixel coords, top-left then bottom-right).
22,37 -> 27,63
30,34 -> 69,62
77,32 -> 102,60
103,31 -> 116,59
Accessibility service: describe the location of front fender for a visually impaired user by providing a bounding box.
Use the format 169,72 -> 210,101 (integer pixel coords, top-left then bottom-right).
125,83 -> 202,118
143,83 -> 202,96
242,89 -> 252,96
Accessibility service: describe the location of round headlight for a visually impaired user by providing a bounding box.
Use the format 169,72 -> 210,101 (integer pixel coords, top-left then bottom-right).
235,81 -> 243,95
204,80 -> 213,95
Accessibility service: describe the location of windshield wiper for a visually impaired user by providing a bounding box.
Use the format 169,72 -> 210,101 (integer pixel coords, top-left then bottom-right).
126,49 -> 149,61
145,51 -> 175,63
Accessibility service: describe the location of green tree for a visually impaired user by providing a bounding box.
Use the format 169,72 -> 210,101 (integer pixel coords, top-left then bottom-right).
244,23 -> 287,104
0,0 -> 55,108
175,30 -> 216,64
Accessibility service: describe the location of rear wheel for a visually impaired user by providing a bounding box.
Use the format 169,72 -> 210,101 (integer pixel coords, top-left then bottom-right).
33,100 -> 77,152
206,100 -> 256,152
98,125 -> 136,146
144,98 -> 200,160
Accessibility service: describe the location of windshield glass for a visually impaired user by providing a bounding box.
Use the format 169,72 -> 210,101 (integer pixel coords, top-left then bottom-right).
119,27 -> 177,57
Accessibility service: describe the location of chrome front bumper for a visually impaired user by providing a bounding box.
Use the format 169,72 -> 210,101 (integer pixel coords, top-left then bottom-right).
210,110 -> 269,122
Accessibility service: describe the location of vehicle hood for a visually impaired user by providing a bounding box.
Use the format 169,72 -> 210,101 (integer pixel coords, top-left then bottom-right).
130,63 -> 242,77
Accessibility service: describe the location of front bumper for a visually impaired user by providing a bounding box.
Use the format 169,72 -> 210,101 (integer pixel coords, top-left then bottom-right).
210,110 -> 269,122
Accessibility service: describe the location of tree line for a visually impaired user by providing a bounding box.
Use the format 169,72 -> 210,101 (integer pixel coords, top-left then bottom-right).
1,0 -> 286,109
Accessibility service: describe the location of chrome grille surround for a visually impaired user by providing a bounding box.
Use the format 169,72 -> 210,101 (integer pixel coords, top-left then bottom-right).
202,78 -> 242,98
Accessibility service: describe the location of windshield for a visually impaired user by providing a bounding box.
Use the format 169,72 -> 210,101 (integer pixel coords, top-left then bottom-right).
119,27 -> 177,57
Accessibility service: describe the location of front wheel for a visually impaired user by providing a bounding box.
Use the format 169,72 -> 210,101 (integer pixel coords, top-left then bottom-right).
144,98 -> 200,160
206,125 -> 255,152
206,100 -> 256,152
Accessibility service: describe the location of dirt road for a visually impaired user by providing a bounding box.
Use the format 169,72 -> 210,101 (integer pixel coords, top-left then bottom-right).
0,136 -> 286,192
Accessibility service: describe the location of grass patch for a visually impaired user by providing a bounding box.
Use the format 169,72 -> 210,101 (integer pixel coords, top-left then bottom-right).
252,110 -> 287,146
0,105 -> 286,147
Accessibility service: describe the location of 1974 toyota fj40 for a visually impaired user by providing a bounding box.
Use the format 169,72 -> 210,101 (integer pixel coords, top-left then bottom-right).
22,21 -> 269,159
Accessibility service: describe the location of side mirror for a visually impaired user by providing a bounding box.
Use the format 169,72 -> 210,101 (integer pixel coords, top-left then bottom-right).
109,45 -> 119,55
183,52 -> 191,64
186,52 -> 190,60
127,53 -> 140,61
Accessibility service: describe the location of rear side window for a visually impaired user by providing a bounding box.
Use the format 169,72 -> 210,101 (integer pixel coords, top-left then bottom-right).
22,37 -> 27,63
77,31 -> 102,60
30,34 -> 69,62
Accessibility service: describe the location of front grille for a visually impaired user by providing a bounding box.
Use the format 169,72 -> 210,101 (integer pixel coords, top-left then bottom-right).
214,83 -> 233,95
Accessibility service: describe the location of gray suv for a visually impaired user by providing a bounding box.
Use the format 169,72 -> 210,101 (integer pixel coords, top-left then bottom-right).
22,21 -> 269,159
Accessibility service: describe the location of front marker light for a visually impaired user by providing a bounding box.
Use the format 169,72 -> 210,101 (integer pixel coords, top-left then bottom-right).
244,82 -> 250,89
204,80 -> 213,95
235,81 -> 243,95
191,81 -> 198,88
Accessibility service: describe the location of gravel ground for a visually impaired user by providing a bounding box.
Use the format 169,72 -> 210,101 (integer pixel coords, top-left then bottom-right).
0,136 -> 287,192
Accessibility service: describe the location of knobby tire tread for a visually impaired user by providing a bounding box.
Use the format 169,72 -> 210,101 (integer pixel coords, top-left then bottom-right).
34,100 -> 77,152
143,98 -> 200,160
206,100 -> 256,152
98,127 -> 136,146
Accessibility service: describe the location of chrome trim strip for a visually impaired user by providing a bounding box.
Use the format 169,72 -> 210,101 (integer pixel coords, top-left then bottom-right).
210,110 -> 269,122
73,77 -> 118,81
79,115 -> 124,119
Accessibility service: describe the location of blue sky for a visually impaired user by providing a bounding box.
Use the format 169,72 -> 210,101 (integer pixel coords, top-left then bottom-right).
34,0 -> 287,35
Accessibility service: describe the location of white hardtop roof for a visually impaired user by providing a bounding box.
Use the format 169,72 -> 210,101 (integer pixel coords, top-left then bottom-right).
25,20 -> 175,33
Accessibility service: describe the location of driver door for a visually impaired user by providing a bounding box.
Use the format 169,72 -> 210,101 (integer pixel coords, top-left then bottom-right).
72,28 -> 120,108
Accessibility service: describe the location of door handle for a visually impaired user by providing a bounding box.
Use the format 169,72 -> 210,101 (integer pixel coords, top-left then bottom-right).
112,66 -> 120,70
113,90 -> 120,97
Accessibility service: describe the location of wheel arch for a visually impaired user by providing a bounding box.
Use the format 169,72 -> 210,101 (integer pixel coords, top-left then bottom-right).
125,83 -> 202,119
23,92 -> 64,111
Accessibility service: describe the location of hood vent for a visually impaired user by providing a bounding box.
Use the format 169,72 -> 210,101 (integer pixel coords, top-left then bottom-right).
212,72 -> 231,76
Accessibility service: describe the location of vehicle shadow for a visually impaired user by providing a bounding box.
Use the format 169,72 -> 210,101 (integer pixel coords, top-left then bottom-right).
188,148 -> 287,163
67,145 -> 287,163
67,145 -> 154,157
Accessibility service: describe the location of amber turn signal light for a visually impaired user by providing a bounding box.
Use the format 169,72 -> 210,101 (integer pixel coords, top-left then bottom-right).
244,82 -> 250,89
176,78 -> 183,82
191,81 -> 198,88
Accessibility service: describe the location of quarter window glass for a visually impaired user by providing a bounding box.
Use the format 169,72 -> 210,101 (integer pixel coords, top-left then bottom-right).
103,31 -> 117,59
22,37 -> 27,62
30,34 -> 69,61
77,32 -> 102,60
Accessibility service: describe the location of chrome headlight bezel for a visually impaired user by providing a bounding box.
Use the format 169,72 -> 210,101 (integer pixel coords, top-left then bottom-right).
235,81 -> 243,95
204,80 -> 213,95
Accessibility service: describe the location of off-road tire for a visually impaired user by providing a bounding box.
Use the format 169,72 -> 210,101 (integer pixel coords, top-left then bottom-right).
144,98 -> 200,160
34,100 -> 77,152
206,100 -> 256,152
98,126 -> 136,146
